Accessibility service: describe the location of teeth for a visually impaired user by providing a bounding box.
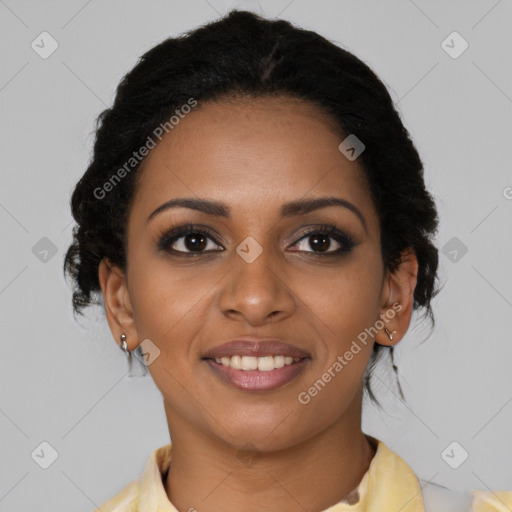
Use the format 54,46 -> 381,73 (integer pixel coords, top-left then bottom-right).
213,355 -> 301,371
274,355 -> 285,368
257,356 -> 274,371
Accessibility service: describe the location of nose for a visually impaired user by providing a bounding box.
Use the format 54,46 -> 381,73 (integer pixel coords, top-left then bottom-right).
217,241 -> 296,326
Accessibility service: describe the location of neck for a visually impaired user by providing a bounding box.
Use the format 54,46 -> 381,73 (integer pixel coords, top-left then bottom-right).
163,401 -> 377,512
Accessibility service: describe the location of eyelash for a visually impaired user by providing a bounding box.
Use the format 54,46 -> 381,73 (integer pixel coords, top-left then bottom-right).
156,223 -> 356,257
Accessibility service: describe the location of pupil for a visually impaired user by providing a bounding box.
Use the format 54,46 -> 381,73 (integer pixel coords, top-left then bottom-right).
311,235 -> 329,252
185,233 -> 207,251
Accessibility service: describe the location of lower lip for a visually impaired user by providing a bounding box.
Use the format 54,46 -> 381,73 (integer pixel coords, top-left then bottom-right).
205,358 -> 310,391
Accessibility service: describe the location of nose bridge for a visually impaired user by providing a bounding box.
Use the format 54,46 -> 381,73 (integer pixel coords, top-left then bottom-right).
219,234 -> 294,321
234,234 -> 281,292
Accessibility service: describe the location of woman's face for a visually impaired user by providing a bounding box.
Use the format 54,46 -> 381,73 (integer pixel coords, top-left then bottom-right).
102,96 -> 411,451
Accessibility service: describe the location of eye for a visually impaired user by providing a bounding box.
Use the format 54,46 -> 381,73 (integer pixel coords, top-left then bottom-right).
289,225 -> 356,255
157,224 -> 356,257
157,225 -> 224,255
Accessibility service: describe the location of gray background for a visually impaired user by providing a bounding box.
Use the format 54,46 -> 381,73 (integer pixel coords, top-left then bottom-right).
1,0 -> 511,510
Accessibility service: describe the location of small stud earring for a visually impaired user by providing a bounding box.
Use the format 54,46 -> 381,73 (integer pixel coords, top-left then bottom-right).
384,327 -> 397,341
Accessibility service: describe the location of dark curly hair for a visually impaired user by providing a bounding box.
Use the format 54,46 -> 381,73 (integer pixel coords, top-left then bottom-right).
63,9 -> 441,406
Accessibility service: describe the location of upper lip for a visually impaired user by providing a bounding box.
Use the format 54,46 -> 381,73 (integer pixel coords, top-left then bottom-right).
203,337 -> 311,359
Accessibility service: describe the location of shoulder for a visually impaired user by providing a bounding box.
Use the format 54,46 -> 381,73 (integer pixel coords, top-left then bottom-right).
91,478 -> 140,512
419,479 -> 473,512
373,438 -> 511,512
471,489 -> 512,511
90,443 -> 172,512
420,480 -> 512,512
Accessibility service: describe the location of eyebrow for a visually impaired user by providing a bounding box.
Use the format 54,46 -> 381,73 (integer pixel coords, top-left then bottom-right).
147,196 -> 368,233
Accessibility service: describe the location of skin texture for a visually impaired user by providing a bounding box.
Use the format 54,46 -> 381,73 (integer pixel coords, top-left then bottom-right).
98,96 -> 418,512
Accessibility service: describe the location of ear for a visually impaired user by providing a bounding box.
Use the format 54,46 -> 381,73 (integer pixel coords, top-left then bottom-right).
375,247 -> 419,347
98,258 -> 138,350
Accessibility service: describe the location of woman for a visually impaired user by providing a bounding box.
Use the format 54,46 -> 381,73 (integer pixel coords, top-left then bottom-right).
63,9 -> 511,512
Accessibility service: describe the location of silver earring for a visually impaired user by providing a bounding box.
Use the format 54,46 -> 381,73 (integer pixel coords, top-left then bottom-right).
120,333 -> 129,353
384,327 -> 397,341
119,333 -> 148,377
120,333 -> 134,374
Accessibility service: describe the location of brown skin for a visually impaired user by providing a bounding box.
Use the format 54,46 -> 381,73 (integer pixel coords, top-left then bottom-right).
98,96 -> 418,512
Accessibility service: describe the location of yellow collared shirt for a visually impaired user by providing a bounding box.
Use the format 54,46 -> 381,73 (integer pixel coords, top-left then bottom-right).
93,440 -> 512,512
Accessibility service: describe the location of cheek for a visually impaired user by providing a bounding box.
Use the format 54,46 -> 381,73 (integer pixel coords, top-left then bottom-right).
127,250 -> 213,336
291,260 -> 381,403
126,254 -> 228,396
294,259 -> 383,336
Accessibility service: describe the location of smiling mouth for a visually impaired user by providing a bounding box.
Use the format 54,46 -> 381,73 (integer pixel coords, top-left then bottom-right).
208,354 -> 308,371
203,355 -> 311,391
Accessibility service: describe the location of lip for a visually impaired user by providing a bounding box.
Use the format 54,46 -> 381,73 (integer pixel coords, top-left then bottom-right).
202,337 -> 311,359
205,358 -> 310,391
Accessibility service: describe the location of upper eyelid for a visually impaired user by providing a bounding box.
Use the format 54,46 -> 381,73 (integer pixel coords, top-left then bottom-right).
160,224 -> 349,239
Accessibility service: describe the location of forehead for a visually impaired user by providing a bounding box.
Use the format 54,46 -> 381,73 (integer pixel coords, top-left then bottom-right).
131,96 -> 376,226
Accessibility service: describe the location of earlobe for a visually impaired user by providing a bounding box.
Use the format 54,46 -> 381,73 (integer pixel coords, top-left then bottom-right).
98,258 -> 137,349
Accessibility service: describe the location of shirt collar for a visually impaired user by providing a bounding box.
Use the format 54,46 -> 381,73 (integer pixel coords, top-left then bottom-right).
138,442 -> 176,511
137,438 -> 425,511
